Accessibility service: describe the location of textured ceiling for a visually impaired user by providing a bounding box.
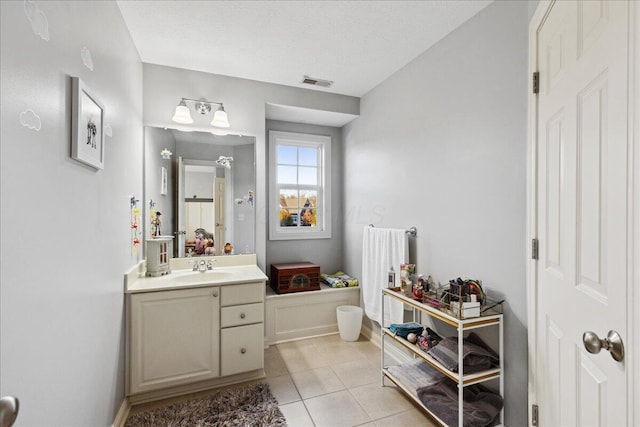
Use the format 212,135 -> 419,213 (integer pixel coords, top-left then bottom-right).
117,1 -> 492,98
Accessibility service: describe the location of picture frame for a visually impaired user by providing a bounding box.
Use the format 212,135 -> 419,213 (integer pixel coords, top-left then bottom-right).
71,77 -> 105,169
160,166 -> 168,195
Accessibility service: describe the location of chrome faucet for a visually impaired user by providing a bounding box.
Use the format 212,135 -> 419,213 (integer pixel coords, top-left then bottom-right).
192,259 -> 215,272
190,259 -> 215,272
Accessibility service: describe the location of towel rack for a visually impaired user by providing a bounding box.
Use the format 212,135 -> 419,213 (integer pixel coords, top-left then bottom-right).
368,224 -> 417,237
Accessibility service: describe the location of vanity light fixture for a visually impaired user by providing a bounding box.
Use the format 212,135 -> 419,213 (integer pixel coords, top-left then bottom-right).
171,98 -> 231,128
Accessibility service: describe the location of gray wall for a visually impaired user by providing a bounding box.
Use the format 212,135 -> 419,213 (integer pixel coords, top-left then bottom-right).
266,120 -> 344,275
342,1 -> 529,425
528,0 -> 539,21
185,170 -> 216,199
0,1 -> 142,426
145,127 -> 176,238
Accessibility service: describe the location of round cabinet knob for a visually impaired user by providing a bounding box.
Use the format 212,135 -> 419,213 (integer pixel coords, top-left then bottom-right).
240,348 -> 247,354
212,291 -> 218,297
240,313 -> 246,319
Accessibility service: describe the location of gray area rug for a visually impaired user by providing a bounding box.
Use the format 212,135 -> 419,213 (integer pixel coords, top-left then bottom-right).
125,382 -> 287,427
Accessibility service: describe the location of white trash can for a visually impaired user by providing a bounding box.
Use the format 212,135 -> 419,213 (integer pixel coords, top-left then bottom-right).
336,305 -> 363,341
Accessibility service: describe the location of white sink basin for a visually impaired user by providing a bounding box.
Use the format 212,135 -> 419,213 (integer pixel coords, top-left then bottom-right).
163,269 -> 235,283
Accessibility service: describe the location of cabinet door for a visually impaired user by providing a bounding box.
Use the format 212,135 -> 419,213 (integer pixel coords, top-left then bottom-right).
129,287 -> 220,394
220,323 -> 264,376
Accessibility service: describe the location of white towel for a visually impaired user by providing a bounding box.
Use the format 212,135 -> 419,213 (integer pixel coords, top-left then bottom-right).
362,226 -> 407,326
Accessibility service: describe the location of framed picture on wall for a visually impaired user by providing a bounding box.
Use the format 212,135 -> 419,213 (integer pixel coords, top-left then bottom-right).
71,77 -> 105,170
160,166 -> 168,195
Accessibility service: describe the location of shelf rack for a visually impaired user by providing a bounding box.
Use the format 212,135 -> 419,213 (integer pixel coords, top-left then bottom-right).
381,288 -> 504,427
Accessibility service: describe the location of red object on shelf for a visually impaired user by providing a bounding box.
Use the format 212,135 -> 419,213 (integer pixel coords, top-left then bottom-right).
270,262 -> 320,294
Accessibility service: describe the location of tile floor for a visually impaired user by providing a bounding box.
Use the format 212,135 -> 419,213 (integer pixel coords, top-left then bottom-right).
128,334 -> 437,427
266,334 -> 437,427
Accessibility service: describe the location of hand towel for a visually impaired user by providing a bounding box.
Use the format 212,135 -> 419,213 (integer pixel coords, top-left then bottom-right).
362,226 -> 407,325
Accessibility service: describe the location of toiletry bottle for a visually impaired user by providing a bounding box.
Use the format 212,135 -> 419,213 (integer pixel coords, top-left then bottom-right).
417,274 -> 426,291
388,267 -> 396,289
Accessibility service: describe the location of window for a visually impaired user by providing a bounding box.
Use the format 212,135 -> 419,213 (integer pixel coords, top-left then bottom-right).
269,130 -> 331,240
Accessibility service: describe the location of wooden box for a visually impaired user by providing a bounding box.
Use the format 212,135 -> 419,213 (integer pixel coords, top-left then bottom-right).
270,262 -> 320,294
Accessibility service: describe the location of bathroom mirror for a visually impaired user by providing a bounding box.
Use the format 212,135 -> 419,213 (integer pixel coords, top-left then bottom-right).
144,127 -> 256,258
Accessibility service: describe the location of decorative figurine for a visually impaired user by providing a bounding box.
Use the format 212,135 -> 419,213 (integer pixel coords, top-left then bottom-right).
151,211 -> 162,237
224,242 -> 233,254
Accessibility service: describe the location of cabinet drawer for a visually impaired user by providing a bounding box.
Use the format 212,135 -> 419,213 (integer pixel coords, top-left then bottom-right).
221,303 -> 264,328
221,282 -> 264,306
220,323 -> 264,376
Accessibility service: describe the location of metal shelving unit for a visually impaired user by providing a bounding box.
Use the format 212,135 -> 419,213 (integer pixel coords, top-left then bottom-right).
381,288 -> 504,427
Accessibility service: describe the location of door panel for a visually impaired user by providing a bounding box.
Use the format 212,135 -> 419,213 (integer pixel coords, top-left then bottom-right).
577,74 -> 608,298
578,0 -> 609,58
535,1 -> 629,426
544,110 -> 564,276
545,318 -> 563,424
577,352 -> 607,426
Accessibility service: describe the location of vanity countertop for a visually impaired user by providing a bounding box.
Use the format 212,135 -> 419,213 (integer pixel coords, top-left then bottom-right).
126,254 -> 268,294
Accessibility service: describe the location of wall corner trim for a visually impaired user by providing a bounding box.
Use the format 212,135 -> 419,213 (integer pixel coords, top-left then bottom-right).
111,398 -> 131,427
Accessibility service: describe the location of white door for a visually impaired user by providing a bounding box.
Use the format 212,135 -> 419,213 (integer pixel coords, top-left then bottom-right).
533,1 -> 631,426
214,177 -> 225,250
185,202 -> 200,242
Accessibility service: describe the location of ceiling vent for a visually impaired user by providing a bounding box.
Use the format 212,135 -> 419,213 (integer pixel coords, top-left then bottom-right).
302,75 -> 333,88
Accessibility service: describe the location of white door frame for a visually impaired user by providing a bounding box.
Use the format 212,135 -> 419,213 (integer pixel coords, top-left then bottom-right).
526,1 -> 639,426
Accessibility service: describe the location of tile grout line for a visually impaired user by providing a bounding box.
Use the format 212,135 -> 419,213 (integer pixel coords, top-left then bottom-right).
276,337 -> 430,426
275,344 -> 317,426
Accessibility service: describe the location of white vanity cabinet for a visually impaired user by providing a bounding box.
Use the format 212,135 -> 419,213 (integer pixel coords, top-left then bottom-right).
129,286 -> 221,395
126,268 -> 267,402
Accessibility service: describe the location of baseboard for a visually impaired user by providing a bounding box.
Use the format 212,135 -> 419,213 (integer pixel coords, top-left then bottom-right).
360,323 -> 380,347
111,398 -> 131,427
360,323 -> 412,364
127,369 -> 266,405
